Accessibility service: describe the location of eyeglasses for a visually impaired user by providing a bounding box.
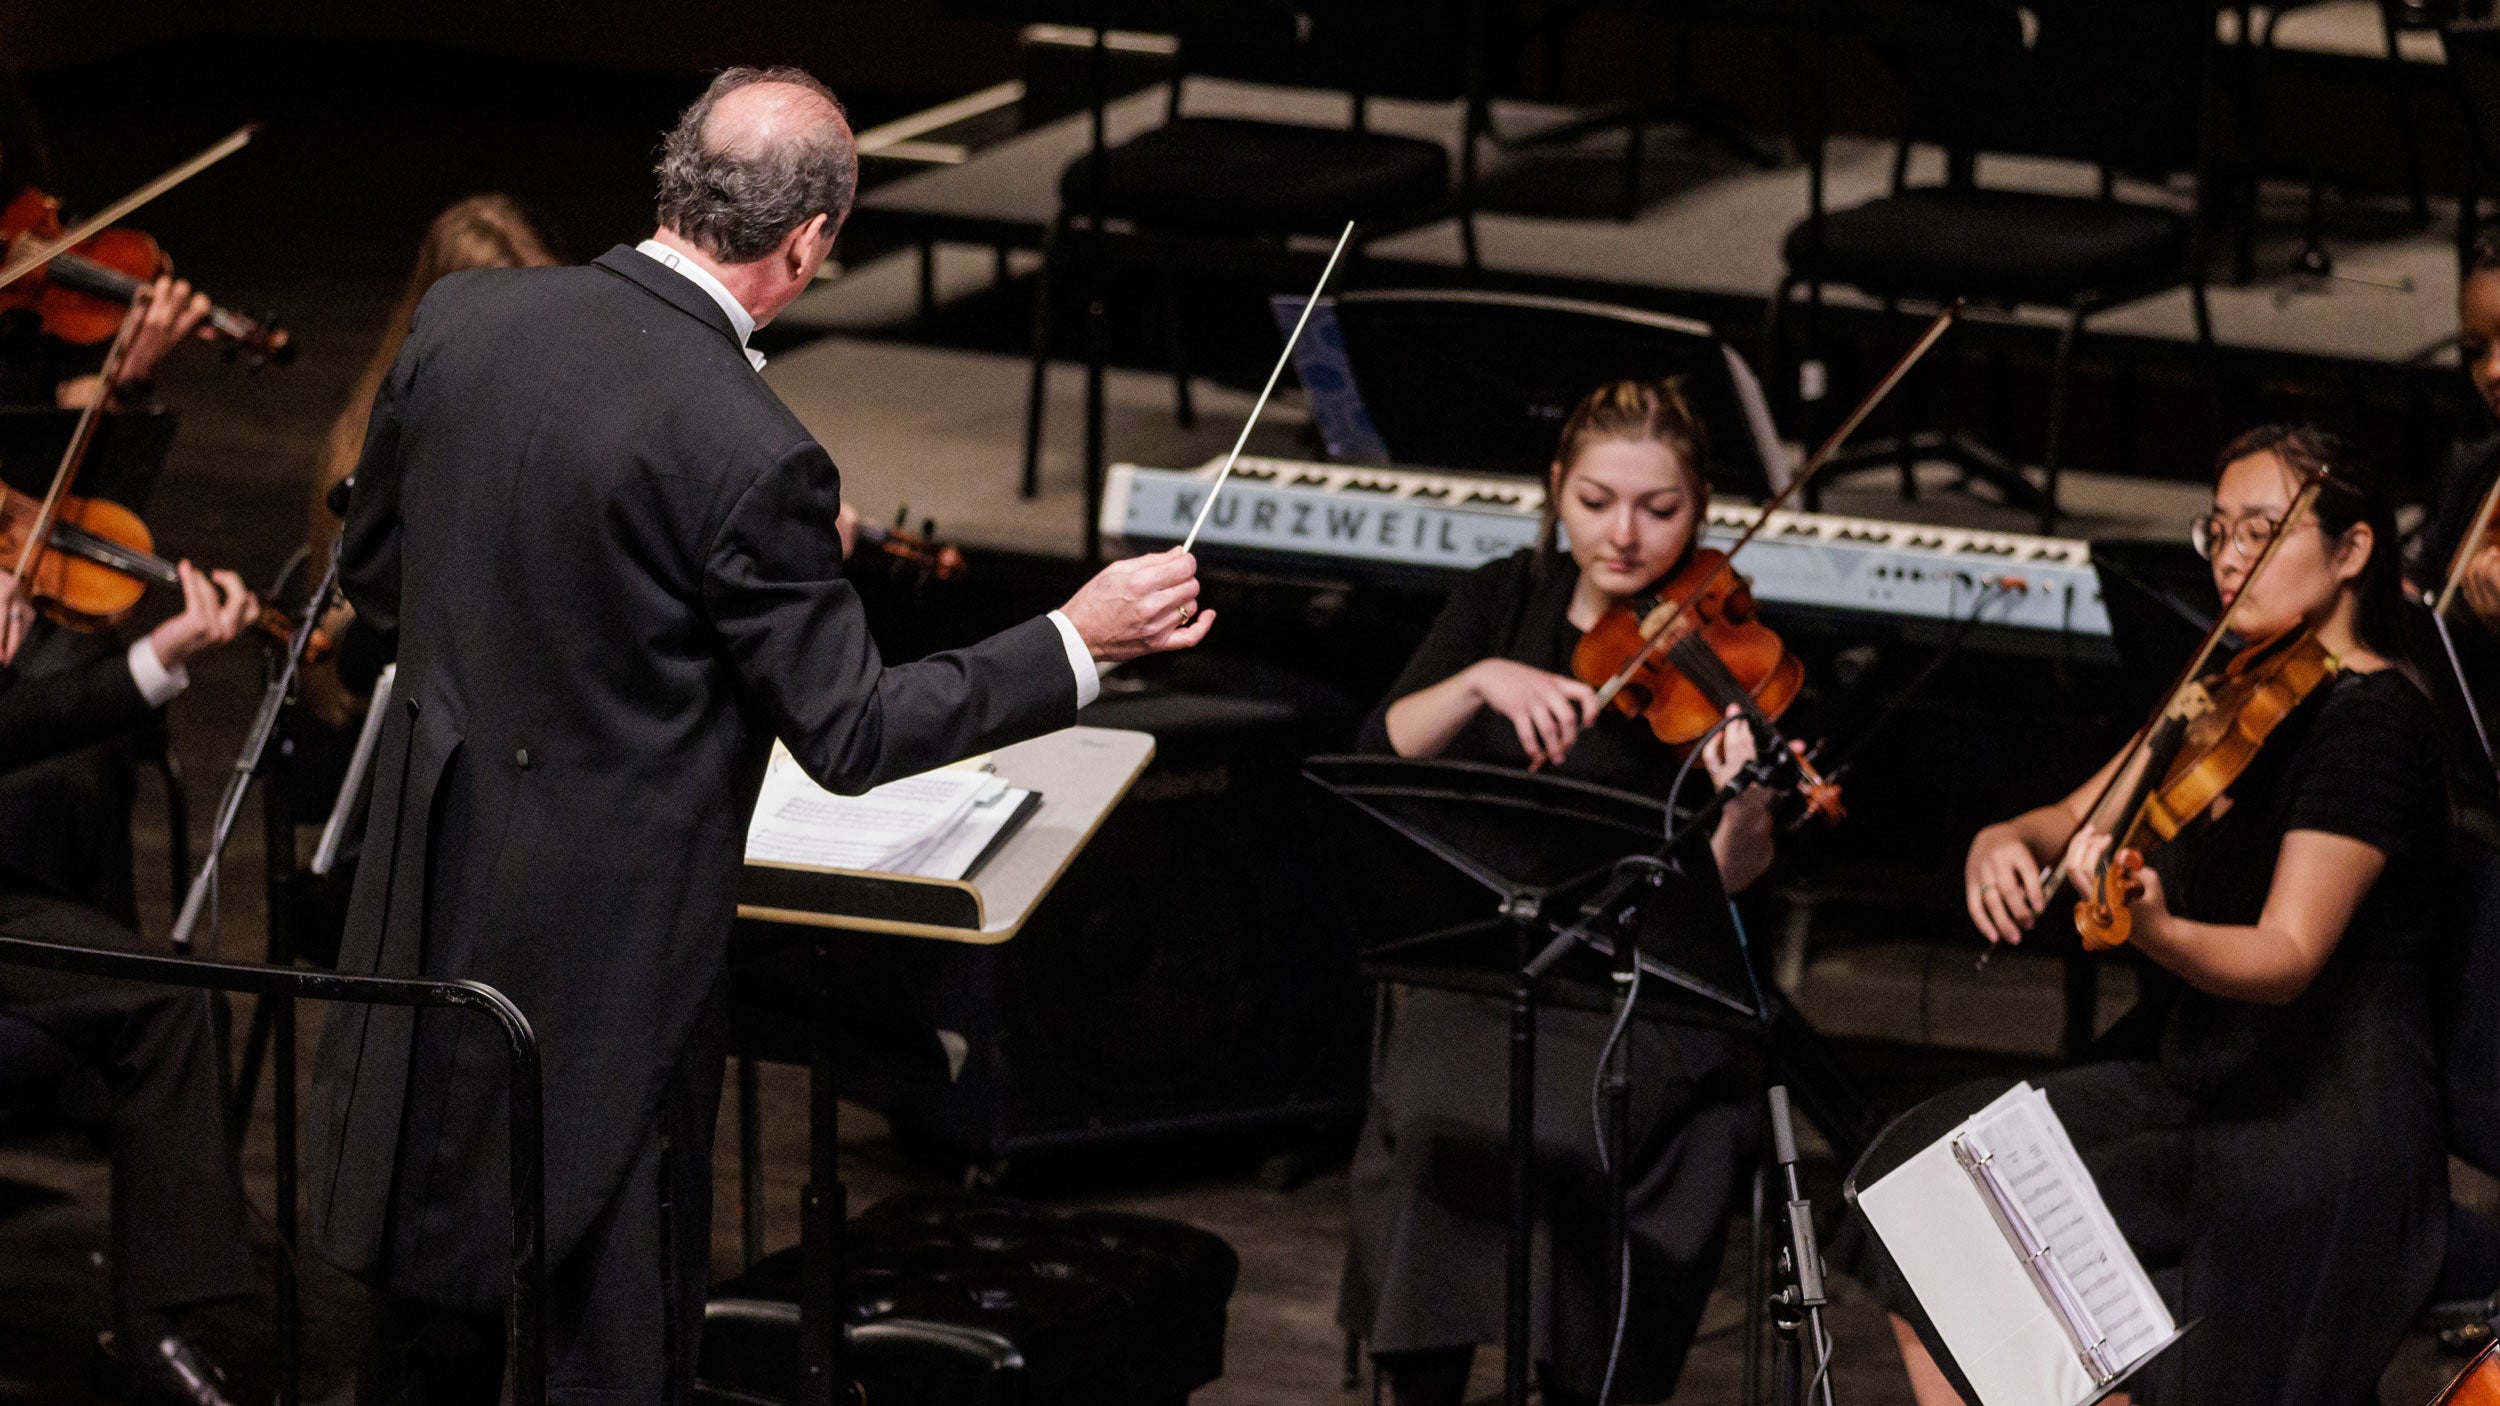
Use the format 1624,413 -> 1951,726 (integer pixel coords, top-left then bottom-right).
2190,511 -> 2288,562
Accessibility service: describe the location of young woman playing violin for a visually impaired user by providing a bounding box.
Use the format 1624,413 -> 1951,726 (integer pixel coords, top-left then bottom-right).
1844,425 -> 2448,1406
0,86 -> 213,411
1339,379 -> 1776,1406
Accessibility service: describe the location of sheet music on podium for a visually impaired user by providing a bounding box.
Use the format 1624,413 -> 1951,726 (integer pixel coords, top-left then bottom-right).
1859,1082 -> 2182,1406
744,743 -> 1038,881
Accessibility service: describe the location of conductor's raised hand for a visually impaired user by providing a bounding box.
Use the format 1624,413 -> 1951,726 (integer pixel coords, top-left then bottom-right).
1060,546 -> 1215,663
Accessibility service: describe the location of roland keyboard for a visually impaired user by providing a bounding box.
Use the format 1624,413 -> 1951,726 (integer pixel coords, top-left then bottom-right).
1103,456 -> 2114,652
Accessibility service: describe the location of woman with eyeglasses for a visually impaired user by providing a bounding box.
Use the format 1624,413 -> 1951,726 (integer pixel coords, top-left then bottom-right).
1839,424 -> 2449,1406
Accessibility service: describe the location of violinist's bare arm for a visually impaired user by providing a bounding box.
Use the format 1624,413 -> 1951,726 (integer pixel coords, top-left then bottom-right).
1964,745 -> 2137,945
2463,542 -> 2500,636
2060,825 -> 2378,1005
1384,658 -> 1597,768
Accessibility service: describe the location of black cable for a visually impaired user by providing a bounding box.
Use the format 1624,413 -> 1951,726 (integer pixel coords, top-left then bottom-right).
1590,953 -> 1642,1406
1818,578 -> 2013,788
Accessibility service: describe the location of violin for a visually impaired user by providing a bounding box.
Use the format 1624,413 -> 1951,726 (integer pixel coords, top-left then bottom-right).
0,187 -> 292,365
855,510 -> 965,582
2435,1339 -> 2500,1406
1566,301 -> 1963,820
2074,625 -> 2338,948
1571,545 -> 1842,820
0,481 -> 327,657
2066,474 -> 2338,950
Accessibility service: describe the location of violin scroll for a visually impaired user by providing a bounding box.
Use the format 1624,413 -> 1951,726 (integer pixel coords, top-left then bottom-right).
2076,846 -> 2146,951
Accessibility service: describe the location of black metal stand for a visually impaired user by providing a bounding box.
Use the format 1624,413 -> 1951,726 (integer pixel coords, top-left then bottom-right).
0,935 -> 549,1405
1309,756 -> 1775,1406
1764,1084 -> 1834,1406
799,931 -> 849,1406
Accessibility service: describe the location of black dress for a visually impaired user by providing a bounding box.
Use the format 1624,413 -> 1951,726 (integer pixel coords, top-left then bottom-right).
1841,668 -> 2450,1406
1337,549 -> 1757,1402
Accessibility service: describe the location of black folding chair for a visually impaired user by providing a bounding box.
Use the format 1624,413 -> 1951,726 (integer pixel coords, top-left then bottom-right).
1768,0 -> 2220,531
1020,0 -> 1492,522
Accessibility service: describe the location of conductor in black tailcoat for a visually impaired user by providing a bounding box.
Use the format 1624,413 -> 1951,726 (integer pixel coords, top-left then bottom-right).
307,67 -> 1213,1403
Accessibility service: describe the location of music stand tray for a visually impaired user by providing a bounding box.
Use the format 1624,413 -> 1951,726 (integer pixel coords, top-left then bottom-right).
1303,753 -> 1760,1024
729,725 -> 1155,1406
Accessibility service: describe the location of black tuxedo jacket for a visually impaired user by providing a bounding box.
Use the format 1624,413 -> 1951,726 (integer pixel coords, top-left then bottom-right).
306,246 -> 1078,1307
0,646 -> 148,781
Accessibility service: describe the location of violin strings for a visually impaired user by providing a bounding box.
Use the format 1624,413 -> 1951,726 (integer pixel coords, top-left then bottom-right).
1179,221 -> 1356,556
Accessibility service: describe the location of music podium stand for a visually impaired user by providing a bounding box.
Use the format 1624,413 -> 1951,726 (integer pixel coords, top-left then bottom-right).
1304,755 -> 1766,1406
734,724 -> 1157,1406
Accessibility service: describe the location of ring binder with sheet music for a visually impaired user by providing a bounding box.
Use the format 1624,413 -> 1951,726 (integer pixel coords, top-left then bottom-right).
1861,1082 -> 2192,1406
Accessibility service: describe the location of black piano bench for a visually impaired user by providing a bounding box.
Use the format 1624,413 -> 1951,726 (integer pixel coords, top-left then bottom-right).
695,1191 -> 1240,1406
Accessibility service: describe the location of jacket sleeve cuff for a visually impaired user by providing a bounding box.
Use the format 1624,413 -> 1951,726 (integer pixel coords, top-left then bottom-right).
126,637 -> 188,708
1044,610 -> 1101,710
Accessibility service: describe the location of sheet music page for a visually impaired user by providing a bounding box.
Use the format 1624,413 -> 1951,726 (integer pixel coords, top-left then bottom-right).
1969,1088 -> 2173,1372
1860,1082 -> 2171,1406
744,746 -> 995,874
902,781 -> 1029,880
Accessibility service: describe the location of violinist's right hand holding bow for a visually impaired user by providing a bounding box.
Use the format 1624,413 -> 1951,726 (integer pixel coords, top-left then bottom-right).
1383,658 -> 1598,768
1966,818 -> 2055,946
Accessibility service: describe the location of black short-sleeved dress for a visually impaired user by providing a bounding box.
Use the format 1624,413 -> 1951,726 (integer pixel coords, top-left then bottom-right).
1336,549 -> 1757,1401
1841,667 -> 2450,1406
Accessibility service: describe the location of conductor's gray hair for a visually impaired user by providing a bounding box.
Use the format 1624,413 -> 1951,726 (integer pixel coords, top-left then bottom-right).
654,66 -> 856,264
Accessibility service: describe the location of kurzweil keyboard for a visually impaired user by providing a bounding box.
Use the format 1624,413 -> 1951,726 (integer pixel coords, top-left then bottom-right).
1104,456 -> 2114,653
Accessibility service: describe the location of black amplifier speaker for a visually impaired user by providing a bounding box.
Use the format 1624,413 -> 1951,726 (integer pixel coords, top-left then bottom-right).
731,652 -> 1371,1175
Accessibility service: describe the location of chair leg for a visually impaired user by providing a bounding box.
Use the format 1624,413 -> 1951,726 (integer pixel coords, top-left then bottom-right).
1154,257 -> 1196,429
738,1055 -> 763,1270
2038,307 -> 2087,534
1881,298 -> 1917,503
1021,218 -> 1065,499
1343,1332 -> 1363,1391
1620,3 -> 1663,221
2380,2 -> 2430,227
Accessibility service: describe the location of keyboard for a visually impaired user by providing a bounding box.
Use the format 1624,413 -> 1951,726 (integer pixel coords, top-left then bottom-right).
1104,456 -> 2114,650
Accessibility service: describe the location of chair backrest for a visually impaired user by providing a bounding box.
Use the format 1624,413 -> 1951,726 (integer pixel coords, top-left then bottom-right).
1857,0 -> 2212,181
1328,289 -> 1786,499
1163,0 -> 1481,114
2446,23 -> 2500,190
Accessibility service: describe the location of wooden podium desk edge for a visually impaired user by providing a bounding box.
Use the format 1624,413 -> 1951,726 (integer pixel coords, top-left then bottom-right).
735,725 -> 1156,945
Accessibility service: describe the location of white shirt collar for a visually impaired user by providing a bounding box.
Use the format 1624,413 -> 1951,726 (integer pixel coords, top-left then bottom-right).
635,238 -> 765,371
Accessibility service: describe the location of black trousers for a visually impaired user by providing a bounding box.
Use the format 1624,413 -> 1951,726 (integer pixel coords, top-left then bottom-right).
0,892 -> 256,1317
357,1010 -> 724,1406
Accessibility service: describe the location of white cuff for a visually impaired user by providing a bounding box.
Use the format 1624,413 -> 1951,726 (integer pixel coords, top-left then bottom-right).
1045,610 -> 1101,710
126,637 -> 188,708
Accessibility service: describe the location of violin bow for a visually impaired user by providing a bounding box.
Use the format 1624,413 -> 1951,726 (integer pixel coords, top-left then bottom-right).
1586,299 -> 1962,712
2413,471 -> 2500,779
1178,221 -> 1356,554
2044,472 -> 2329,896
0,125 -> 257,297
9,303 -> 146,585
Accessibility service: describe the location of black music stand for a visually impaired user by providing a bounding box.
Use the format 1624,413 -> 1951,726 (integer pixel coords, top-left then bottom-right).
1304,755 -> 1765,1406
